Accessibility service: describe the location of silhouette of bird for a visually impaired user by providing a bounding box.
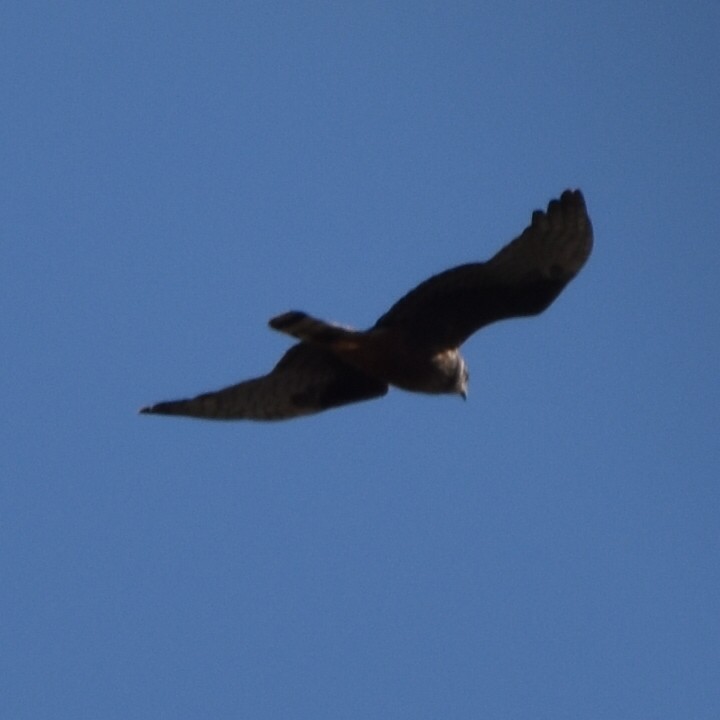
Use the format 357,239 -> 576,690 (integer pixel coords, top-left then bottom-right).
140,189 -> 592,421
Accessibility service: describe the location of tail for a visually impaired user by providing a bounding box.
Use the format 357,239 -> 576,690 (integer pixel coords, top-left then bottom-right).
269,311 -> 362,349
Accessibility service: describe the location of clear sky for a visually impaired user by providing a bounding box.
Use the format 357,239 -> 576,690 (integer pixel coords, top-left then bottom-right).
3,2 -> 719,718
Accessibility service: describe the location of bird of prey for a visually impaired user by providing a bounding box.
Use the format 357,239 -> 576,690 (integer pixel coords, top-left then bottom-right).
140,189 -> 592,421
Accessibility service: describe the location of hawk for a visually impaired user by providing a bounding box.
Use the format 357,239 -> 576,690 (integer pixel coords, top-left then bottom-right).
140,189 -> 592,421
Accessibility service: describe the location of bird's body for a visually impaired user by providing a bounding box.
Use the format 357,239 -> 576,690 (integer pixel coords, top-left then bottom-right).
140,189 -> 592,421
268,312 -> 468,396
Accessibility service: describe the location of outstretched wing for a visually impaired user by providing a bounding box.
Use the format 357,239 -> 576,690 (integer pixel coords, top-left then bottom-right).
373,189 -> 593,350
139,343 -> 388,421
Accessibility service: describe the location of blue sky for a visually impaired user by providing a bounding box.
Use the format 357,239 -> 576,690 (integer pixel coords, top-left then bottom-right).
3,2 -> 719,718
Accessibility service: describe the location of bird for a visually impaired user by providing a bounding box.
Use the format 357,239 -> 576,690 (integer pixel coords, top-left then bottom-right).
140,189 -> 592,421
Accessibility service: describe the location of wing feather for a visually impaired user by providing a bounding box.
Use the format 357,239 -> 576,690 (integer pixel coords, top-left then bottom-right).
373,189 -> 592,349
139,344 -> 388,421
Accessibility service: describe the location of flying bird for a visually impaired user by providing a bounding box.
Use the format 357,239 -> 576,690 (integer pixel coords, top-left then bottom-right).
140,189 -> 592,421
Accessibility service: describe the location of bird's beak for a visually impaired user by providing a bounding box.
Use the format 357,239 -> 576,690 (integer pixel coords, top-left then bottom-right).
460,389 -> 467,401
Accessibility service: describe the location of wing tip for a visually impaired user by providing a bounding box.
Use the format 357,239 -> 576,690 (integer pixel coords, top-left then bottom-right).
560,187 -> 584,200
562,187 -> 586,211
546,188 -> 586,214
138,399 -> 193,417
138,401 -> 170,416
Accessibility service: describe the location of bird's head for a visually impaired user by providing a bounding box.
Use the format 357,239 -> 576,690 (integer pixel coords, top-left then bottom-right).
456,355 -> 469,401
430,348 -> 469,399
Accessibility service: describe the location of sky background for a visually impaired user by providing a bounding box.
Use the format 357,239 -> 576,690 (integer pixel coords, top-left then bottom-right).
2,2 -> 719,718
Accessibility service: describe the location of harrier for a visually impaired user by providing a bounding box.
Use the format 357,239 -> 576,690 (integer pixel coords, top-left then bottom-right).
140,189 -> 592,421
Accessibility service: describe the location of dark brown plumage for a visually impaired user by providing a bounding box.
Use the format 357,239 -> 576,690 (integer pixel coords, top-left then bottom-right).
140,189 -> 592,421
